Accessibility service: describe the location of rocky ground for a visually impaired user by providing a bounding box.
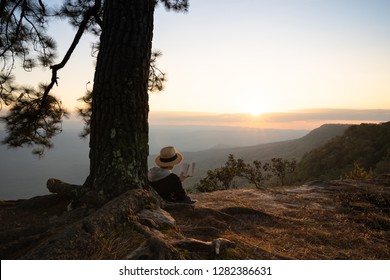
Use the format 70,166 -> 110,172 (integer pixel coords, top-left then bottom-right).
1,176 -> 389,259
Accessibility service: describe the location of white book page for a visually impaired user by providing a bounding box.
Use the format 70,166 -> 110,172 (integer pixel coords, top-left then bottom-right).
180,162 -> 195,177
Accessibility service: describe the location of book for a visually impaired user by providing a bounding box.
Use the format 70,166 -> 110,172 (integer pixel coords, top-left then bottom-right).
180,162 -> 196,177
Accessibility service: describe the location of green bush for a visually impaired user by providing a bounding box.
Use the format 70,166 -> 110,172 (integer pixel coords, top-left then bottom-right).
343,161 -> 373,180
195,155 -> 297,192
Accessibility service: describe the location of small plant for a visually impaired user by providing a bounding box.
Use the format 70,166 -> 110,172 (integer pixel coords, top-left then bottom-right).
267,158 -> 297,186
241,160 -> 271,189
344,161 -> 373,180
195,154 -> 245,192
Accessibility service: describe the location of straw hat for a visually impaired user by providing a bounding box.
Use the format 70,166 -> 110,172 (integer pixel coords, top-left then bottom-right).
155,146 -> 183,167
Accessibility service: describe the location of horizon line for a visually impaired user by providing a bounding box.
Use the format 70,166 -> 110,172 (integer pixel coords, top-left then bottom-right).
2,107 -> 388,130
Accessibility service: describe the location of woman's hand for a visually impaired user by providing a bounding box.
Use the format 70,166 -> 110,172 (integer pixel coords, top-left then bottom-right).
179,172 -> 189,182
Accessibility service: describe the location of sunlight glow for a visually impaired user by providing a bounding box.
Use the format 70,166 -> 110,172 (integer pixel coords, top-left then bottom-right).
246,104 -> 267,116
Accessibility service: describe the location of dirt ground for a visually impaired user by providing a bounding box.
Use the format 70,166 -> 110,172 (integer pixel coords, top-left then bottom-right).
169,180 -> 390,259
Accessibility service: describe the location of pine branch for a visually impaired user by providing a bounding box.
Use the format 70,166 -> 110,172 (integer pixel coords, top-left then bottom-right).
1,0 -> 102,155
40,0 -> 101,111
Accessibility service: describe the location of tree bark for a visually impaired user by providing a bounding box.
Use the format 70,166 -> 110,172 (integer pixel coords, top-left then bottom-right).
86,0 -> 155,199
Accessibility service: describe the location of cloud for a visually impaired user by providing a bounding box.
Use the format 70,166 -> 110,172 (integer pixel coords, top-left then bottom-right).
260,109 -> 390,122
149,109 -> 390,129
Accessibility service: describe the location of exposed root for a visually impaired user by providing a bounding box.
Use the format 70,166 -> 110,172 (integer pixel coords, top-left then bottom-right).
172,238 -> 236,255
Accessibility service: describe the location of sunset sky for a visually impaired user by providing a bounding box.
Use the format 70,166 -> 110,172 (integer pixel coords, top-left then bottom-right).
10,0 -> 390,128
152,0 -> 390,113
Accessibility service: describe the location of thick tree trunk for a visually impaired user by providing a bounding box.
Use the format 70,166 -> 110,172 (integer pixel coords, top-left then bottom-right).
86,0 -> 155,199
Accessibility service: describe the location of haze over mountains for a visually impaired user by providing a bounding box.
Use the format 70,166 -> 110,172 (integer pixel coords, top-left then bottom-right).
173,124 -> 350,188
0,121 -> 350,200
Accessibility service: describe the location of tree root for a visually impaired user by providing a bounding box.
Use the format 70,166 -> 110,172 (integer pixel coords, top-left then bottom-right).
47,178 -> 112,208
172,238 -> 236,255
9,178 -> 237,259
47,178 -> 82,199
18,188 -> 163,259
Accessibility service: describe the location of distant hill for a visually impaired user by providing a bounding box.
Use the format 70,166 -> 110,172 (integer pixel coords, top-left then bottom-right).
149,125 -> 308,153
167,124 -> 351,188
0,124 -> 90,199
296,121 -> 390,181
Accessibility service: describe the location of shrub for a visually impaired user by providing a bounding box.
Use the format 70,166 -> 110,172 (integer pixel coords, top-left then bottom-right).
240,160 -> 270,189
196,155 -> 297,192
195,155 -> 245,192
267,158 -> 297,186
344,161 -> 373,180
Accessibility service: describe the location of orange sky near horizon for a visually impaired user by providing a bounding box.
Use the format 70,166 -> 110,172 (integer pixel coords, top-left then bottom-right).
147,109 -> 390,130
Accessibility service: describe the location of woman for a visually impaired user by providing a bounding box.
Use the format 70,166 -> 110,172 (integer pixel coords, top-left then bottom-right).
148,146 -> 197,204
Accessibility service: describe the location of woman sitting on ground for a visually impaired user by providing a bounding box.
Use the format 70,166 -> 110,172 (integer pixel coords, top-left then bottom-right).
148,146 -> 197,204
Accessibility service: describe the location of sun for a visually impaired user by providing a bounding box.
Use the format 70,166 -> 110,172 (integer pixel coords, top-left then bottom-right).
246,104 -> 265,116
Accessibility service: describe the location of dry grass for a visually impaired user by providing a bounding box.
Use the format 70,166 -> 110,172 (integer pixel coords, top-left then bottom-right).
89,225 -> 147,259
168,181 -> 390,259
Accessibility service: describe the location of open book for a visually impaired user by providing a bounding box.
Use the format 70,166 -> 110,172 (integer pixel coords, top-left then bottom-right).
180,162 -> 196,177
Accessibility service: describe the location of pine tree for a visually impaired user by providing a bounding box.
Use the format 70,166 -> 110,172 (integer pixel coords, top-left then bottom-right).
0,0 -> 189,204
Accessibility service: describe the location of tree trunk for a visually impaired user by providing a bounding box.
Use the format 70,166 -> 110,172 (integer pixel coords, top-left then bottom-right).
86,0 -> 155,199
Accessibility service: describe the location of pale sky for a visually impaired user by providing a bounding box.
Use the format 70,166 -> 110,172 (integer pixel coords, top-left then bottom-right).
151,0 -> 390,114
9,0 -> 390,127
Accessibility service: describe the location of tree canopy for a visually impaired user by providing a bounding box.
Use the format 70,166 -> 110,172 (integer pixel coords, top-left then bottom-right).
296,122 -> 390,181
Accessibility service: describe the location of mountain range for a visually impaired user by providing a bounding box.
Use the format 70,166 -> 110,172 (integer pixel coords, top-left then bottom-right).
170,124 -> 350,188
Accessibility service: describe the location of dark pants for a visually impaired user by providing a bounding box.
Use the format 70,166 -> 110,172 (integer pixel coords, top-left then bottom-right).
179,195 -> 196,204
